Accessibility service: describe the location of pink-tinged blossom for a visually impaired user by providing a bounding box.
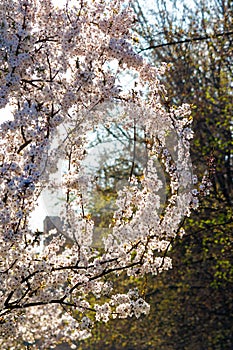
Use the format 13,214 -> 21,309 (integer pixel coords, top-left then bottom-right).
0,0 -> 200,348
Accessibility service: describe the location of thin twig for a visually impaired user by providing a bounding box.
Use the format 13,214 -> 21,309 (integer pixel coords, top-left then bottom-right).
139,31 -> 233,52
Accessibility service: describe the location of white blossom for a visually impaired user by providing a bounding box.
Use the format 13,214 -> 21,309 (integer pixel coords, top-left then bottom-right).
0,0 -> 199,348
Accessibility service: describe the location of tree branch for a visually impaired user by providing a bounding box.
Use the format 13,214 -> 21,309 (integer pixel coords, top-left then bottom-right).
139,31 -> 233,52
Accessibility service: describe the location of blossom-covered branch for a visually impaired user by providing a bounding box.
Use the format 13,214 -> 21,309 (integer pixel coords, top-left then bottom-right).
0,0 -> 201,348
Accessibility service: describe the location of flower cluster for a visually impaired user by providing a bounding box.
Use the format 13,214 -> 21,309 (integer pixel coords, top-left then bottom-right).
0,0 -> 198,348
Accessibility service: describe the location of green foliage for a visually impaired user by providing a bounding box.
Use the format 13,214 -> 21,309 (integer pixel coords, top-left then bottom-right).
82,0 -> 233,348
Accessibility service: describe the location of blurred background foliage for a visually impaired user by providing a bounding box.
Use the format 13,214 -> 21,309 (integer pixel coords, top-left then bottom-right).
79,0 -> 232,348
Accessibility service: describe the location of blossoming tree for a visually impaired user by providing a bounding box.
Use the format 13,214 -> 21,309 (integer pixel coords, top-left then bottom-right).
0,0 -> 203,348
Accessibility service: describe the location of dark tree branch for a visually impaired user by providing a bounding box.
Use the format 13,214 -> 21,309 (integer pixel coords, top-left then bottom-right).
139,31 -> 233,52
17,139 -> 32,154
